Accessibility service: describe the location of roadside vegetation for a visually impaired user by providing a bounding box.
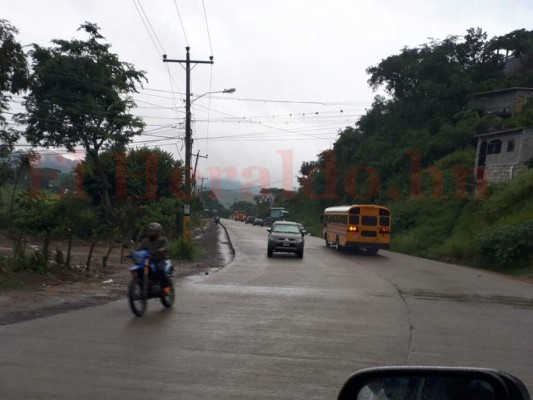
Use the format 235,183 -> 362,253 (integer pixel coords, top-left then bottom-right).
0,21 -> 208,289
1,20 -> 532,285
231,28 -> 533,276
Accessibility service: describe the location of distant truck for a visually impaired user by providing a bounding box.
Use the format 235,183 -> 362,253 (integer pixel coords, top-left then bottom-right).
233,211 -> 247,222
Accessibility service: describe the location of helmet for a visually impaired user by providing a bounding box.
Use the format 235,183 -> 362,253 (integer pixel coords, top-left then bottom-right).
146,222 -> 162,237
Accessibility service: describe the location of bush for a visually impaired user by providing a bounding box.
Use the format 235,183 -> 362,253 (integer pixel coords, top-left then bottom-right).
169,237 -> 198,260
0,252 -> 50,274
52,198 -> 100,238
138,198 -> 183,240
473,221 -> 533,269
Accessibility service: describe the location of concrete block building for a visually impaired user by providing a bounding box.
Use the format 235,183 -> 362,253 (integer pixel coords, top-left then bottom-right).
470,88 -> 533,183
475,128 -> 533,182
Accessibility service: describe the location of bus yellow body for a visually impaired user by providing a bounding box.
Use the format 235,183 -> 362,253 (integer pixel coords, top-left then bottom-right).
322,204 -> 391,254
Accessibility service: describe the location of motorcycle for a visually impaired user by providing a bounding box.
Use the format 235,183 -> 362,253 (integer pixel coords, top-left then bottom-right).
214,216 -> 220,224
127,249 -> 175,316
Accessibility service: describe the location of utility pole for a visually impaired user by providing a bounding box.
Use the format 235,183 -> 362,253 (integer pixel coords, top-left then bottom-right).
163,47 -> 213,197
199,176 -> 209,194
192,150 -> 208,191
163,48 -> 213,242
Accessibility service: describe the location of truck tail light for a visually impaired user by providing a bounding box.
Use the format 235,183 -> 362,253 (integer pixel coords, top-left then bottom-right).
348,226 -> 358,232
379,227 -> 390,234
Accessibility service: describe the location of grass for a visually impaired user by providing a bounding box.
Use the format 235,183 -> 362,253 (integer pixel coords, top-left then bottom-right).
169,237 -> 199,260
389,169 -> 533,275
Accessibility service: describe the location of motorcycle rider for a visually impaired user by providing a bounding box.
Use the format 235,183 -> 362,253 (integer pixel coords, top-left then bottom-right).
139,222 -> 171,295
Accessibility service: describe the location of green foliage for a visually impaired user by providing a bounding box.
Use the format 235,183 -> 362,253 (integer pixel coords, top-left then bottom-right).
16,22 -> 146,209
169,237 -> 198,260
273,191 -> 324,237
391,170 -> 533,270
474,222 -> 533,269
200,189 -> 226,215
81,146 -> 183,204
503,98 -> 533,129
0,19 -> 28,122
479,169 -> 533,224
51,198 -> 100,238
366,29 -> 503,121
0,249 -> 51,274
137,198 -> 183,240
389,199 -> 468,257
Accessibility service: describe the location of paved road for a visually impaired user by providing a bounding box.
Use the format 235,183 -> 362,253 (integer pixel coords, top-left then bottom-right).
1,219 -> 533,399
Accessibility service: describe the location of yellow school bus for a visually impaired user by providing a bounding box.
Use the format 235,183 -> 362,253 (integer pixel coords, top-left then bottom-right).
322,204 -> 391,254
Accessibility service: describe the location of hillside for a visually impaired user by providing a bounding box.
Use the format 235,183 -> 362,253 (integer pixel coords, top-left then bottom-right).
268,28 -> 533,275
35,153 -> 81,173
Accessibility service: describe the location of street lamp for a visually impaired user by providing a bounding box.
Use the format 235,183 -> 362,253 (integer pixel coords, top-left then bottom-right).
192,88 -> 236,103
180,86 -> 235,242
185,88 -> 236,193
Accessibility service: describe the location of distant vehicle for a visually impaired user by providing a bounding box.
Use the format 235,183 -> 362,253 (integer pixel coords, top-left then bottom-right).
252,218 -> 264,227
233,211 -> 247,222
245,216 -> 255,224
297,223 -> 306,235
267,221 -> 304,258
322,204 -> 391,254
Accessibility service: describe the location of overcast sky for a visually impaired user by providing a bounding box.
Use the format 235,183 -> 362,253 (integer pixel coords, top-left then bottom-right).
3,0 -> 533,193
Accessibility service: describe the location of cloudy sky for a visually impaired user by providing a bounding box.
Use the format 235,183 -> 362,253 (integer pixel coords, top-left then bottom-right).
3,0 -> 533,193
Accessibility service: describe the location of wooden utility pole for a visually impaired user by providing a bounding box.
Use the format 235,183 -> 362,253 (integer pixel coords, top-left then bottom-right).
163,48 -> 213,242
163,47 -> 213,196
192,150 -> 208,191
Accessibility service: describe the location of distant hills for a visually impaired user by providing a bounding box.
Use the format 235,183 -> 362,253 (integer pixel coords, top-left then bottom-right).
203,179 -> 261,207
29,153 -> 264,205
35,153 -> 81,173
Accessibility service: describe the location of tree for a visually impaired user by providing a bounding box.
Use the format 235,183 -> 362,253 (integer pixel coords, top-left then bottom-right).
0,20 -> 28,186
16,22 -> 146,211
80,146 -> 183,203
199,189 -> 225,214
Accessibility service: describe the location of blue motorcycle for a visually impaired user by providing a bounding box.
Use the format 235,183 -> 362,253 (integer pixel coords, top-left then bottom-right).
128,249 -> 175,316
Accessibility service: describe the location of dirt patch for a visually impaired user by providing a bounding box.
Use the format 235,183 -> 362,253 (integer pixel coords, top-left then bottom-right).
0,219 -> 230,325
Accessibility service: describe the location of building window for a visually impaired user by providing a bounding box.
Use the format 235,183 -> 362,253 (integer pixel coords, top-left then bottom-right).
487,139 -> 502,154
507,140 -> 515,152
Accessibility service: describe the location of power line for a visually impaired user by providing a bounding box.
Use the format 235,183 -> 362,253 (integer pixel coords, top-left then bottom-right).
132,0 -> 184,99
202,0 -> 214,56
137,0 -> 167,54
133,0 -> 164,56
173,0 -> 190,46
137,87 -> 370,106
207,95 -> 368,106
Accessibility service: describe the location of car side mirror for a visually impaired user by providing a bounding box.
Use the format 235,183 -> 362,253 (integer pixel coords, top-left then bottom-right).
266,228 -> 271,233
301,230 -> 306,235
337,367 -> 530,400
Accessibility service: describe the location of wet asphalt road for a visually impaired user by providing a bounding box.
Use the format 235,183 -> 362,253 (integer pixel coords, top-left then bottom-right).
1,219 -> 533,399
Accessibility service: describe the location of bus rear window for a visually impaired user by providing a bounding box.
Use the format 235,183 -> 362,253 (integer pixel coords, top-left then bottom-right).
379,209 -> 390,216
362,216 -> 377,226
380,217 -> 390,226
349,215 -> 359,225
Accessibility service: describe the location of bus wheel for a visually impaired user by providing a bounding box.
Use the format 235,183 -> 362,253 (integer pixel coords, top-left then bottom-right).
335,237 -> 342,252
325,235 -> 331,247
366,248 -> 379,255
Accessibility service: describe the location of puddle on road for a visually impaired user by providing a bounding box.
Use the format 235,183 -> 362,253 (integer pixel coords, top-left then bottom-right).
404,289 -> 533,310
